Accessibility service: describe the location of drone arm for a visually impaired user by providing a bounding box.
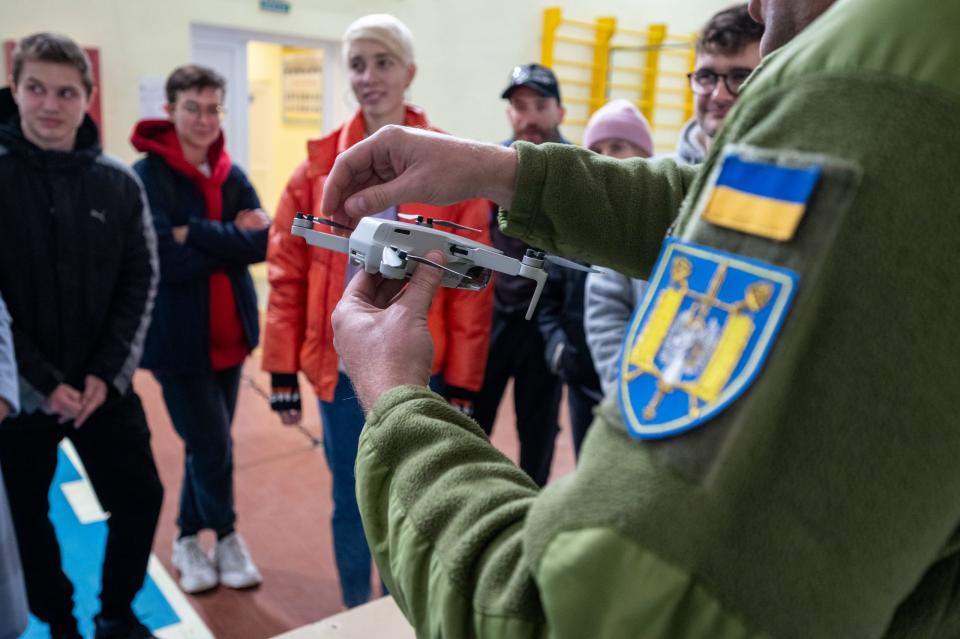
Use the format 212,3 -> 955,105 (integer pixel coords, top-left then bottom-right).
291,218 -> 351,254
462,248 -> 522,276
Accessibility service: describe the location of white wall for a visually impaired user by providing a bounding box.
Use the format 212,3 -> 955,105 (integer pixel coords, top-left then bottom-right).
1,0 -> 732,161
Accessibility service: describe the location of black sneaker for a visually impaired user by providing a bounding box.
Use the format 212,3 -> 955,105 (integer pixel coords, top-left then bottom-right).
93,613 -> 158,639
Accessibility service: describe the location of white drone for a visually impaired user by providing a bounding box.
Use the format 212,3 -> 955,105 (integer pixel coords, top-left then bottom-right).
291,212 -> 594,320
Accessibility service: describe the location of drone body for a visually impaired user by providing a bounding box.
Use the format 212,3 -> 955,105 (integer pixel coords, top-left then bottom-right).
291,213 -> 554,319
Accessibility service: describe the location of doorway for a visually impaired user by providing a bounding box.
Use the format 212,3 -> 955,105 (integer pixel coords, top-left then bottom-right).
190,24 -> 345,202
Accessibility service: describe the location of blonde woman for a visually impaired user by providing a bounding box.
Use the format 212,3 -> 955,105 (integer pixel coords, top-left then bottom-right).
262,14 -> 492,608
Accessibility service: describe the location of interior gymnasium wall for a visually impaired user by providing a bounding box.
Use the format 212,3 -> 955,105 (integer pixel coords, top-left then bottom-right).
0,0 -> 732,162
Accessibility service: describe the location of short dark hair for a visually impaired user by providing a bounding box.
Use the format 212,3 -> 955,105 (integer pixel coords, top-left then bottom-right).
12,32 -> 94,96
164,64 -> 226,104
696,4 -> 764,55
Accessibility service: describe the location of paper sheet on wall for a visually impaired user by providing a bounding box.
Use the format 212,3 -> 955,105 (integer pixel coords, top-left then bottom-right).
139,78 -> 167,119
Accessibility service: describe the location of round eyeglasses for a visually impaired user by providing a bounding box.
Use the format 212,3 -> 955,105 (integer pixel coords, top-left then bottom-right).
687,68 -> 754,96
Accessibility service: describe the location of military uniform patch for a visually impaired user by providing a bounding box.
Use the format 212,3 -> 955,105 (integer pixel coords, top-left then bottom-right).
619,239 -> 798,440
702,153 -> 821,241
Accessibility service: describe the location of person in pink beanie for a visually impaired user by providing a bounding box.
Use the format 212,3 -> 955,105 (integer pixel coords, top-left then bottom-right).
535,100 -> 655,458
582,99 -> 654,160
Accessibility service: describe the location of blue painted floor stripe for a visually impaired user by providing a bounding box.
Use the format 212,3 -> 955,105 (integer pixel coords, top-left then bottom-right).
19,444 -> 209,638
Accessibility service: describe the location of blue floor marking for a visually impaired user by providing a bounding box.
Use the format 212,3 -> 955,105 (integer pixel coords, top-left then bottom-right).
20,447 -> 180,638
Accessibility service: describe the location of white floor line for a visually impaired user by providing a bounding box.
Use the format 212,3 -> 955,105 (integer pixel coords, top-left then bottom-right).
149,556 -> 215,639
57,440 -> 214,639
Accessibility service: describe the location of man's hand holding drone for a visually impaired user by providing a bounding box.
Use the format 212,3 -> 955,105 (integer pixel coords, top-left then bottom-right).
322,126 -> 513,410
332,250 -> 446,411
321,125 -> 518,229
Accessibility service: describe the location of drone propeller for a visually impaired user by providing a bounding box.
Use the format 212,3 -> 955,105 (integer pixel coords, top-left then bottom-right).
544,254 -> 599,273
397,213 -> 480,233
295,212 -> 353,231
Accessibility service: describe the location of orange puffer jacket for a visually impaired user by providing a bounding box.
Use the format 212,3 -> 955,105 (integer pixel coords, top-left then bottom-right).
261,106 -> 494,402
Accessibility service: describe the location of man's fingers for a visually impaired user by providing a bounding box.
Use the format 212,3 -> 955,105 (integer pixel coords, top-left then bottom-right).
396,250 -> 445,316
280,410 -> 302,426
343,183 -> 393,219
321,143 -> 373,218
342,269 -> 383,306
371,277 -> 408,309
74,402 -> 96,428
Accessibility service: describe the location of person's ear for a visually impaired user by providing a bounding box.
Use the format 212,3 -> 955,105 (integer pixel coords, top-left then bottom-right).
163,102 -> 174,120
405,63 -> 417,89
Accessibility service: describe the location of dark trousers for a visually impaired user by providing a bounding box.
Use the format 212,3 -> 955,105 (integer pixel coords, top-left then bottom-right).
153,366 -> 241,536
0,392 -> 163,631
567,383 -> 600,459
474,309 -> 562,487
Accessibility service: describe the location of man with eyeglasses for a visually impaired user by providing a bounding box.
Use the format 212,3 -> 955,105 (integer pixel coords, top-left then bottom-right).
679,4 -> 763,165
583,5 -> 763,415
0,32 -> 163,639
131,64 -> 268,595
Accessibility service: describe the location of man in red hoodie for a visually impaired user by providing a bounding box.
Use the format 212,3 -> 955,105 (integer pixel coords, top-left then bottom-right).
131,65 -> 268,595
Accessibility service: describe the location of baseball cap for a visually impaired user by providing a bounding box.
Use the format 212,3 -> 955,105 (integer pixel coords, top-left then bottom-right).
501,63 -> 561,103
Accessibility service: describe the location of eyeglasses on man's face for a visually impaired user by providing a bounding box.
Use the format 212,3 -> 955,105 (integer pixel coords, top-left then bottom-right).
179,101 -> 226,120
687,67 -> 754,96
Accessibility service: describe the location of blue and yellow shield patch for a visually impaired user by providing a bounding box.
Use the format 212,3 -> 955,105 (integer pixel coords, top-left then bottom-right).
619,239 -> 798,440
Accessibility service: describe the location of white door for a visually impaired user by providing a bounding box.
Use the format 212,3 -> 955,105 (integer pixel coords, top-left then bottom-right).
246,79 -> 273,207
191,28 -> 250,169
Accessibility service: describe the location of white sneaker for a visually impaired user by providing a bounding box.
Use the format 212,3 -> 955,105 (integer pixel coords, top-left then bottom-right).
214,532 -> 262,589
172,535 -> 218,594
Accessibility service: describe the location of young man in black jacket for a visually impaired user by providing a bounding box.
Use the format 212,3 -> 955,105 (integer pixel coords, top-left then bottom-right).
0,33 -> 162,639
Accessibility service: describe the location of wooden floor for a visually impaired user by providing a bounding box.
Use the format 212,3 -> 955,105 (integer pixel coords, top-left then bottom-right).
139,351 -> 576,639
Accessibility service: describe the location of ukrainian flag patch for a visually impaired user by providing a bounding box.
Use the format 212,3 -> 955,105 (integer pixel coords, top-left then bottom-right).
702,153 -> 821,241
619,239 -> 798,440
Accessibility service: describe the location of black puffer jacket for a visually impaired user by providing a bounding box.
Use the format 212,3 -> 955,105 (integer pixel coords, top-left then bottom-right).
0,89 -> 157,412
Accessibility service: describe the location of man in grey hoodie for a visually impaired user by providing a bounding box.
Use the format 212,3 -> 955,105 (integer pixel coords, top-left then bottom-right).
677,4 -> 762,163
585,4 -> 763,396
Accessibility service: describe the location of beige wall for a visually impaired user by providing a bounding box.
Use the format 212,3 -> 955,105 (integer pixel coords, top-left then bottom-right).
246,41 -> 322,213
1,0 -> 732,162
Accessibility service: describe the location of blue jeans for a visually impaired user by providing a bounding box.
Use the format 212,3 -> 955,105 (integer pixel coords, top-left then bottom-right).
319,373 -> 375,608
154,366 -> 241,536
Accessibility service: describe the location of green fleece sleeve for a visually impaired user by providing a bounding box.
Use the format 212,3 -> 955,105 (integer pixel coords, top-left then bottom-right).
500,142 -> 700,279
356,385 -> 548,638
357,386 -> 761,639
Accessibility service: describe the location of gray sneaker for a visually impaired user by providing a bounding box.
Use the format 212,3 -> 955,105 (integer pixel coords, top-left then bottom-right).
214,532 -> 262,589
172,535 -> 218,594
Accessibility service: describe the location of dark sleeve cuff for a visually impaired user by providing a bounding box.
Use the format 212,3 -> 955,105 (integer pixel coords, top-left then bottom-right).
271,372 -> 298,389
499,140 -> 550,243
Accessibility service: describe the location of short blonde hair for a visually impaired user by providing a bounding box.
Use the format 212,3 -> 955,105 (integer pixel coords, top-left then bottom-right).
342,14 -> 415,66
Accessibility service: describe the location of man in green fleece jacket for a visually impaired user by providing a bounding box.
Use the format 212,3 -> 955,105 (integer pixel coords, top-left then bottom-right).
323,0 -> 960,636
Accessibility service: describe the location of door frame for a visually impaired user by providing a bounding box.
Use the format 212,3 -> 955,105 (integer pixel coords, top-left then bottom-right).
190,23 -> 342,170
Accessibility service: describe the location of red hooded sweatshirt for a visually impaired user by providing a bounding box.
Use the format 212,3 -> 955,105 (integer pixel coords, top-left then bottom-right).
131,120 -> 247,370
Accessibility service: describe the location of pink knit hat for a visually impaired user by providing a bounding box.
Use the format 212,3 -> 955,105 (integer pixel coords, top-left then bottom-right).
583,99 -> 654,157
